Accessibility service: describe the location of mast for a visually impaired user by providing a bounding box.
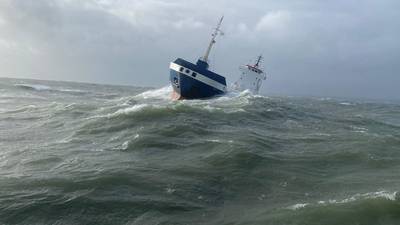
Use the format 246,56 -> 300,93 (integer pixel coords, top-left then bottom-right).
202,16 -> 224,63
254,55 -> 263,68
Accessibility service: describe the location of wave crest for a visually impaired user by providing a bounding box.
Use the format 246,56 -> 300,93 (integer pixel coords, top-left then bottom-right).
287,191 -> 398,211
15,83 -> 51,91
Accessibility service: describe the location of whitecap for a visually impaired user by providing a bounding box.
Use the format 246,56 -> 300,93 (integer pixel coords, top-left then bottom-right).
287,190 -> 398,210
59,88 -> 88,94
206,139 -> 234,143
313,133 -> 332,137
287,203 -> 308,210
350,126 -> 368,133
340,102 -> 354,106
165,187 -> 176,194
107,104 -> 149,117
15,83 -> 52,91
134,86 -> 171,100
358,191 -> 397,201
121,141 -> 129,150
207,139 -> 222,143
323,191 -> 397,204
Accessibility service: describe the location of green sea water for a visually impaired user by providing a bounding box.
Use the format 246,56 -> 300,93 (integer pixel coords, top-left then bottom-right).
1,77 -> 400,225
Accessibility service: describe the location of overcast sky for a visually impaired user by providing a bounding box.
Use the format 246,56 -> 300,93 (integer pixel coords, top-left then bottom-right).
0,0 -> 399,99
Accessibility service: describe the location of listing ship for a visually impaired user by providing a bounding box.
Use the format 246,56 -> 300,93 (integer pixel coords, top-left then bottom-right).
233,55 -> 267,94
169,17 -> 227,100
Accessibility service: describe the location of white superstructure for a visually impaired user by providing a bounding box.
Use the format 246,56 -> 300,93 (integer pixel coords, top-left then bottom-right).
233,56 -> 266,94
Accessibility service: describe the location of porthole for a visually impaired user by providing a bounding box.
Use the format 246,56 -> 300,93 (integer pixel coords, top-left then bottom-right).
185,69 -> 190,73
173,77 -> 179,85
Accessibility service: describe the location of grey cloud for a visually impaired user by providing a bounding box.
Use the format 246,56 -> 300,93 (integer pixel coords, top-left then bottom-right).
0,0 -> 399,100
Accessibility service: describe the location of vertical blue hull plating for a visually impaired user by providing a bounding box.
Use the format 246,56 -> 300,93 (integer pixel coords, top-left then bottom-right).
169,58 -> 227,99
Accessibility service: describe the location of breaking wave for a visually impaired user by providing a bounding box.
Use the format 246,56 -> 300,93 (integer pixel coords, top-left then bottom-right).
287,191 -> 399,210
15,83 -> 88,94
15,83 -> 52,91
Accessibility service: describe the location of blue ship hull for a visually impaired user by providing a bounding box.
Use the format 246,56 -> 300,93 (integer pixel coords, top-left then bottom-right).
169,58 -> 227,99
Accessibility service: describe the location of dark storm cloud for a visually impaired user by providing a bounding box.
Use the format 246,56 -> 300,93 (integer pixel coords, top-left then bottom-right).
0,0 -> 399,99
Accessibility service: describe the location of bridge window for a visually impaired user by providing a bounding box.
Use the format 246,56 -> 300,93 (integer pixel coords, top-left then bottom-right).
179,67 -> 184,72
192,72 -> 197,77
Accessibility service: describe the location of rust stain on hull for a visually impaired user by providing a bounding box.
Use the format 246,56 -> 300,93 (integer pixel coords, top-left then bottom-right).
171,90 -> 184,100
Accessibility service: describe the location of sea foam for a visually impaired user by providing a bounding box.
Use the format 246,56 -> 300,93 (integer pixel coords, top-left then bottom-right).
287,191 -> 398,210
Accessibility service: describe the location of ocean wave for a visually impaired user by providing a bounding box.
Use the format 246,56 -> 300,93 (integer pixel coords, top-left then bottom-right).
98,96 -> 251,120
0,105 -> 37,114
15,83 -> 51,91
4,79 -> 400,225
350,125 -> 369,134
340,102 -> 355,106
134,86 -> 172,100
131,86 -> 261,105
287,191 -> 398,211
106,104 -> 151,118
14,83 -> 88,95
58,88 -> 88,94
100,88 -> 272,123
287,203 -> 309,210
